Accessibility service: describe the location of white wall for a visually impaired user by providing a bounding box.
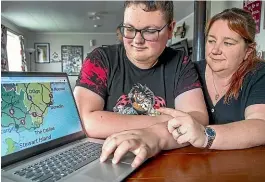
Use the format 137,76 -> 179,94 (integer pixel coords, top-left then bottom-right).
210,1 -> 231,17
26,32 -> 117,89
210,0 -> 265,56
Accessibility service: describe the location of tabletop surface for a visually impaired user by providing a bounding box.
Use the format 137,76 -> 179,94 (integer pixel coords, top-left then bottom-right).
126,145 -> 265,182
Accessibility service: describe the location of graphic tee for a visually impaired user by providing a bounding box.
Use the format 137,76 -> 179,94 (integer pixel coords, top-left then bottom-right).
76,44 -> 201,116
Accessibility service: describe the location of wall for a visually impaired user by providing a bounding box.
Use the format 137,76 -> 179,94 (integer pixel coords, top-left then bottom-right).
171,13 -> 194,47
170,2 -> 211,49
210,0 -> 265,55
210,1 -> 231,18
172,1 -> 265,60
26,32 -> 117,89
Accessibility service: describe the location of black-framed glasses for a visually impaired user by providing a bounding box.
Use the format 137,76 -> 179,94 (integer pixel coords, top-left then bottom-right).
118,23 -> 168,41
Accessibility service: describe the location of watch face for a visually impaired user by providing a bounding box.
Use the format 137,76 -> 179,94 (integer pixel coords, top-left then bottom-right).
206,127 -> 216,137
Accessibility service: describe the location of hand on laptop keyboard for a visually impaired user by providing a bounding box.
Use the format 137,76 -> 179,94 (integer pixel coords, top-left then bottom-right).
100,126 -> 163,168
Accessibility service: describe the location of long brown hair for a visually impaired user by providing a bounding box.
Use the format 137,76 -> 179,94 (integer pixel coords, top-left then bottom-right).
205,8 -> 262,103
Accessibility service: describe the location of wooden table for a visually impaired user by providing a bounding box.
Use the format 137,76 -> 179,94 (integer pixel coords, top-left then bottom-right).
126,145 -> 265,182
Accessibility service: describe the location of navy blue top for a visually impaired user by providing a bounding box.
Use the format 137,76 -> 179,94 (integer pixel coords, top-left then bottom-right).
196,60 -> 265,124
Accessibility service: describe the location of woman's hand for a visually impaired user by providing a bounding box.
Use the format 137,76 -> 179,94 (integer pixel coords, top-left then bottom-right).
157,107 -> 207,148
100,127 -> 163,168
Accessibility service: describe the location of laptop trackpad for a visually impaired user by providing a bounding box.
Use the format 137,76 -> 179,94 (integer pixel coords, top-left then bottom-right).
109,152 -> 135,164
84,159 -> 133,181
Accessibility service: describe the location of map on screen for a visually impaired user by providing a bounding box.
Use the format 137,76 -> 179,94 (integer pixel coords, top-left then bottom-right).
1,79 -> 82,157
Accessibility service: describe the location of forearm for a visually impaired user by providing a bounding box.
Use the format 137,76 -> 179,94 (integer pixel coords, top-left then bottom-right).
210,119 -> 265,150
82,111 -> 172,139
148,122 -> 189,150
188,111 -> 209,126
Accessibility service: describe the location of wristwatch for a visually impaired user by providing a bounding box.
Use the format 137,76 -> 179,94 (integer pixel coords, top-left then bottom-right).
204,127 -> 216,149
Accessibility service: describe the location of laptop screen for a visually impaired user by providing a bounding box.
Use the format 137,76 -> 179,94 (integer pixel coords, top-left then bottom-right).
1,74 -> 83,158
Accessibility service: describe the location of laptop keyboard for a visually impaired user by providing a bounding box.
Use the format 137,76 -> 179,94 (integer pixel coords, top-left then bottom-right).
14,141 -> 102,182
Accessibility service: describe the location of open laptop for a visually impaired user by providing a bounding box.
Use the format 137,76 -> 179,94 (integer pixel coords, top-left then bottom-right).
1,71 -> 138,182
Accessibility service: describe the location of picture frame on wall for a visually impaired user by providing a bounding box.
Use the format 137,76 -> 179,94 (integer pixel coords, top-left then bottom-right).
263,7 -> 265,30
34,43 -> 50,63
50,52 -> 61,62
243,0 -> 262,34
61,45 -> 83,75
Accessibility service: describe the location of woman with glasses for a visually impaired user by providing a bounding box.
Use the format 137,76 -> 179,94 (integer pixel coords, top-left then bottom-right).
74,1 -> 208,167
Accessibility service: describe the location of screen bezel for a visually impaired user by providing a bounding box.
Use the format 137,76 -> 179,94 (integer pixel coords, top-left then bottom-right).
1,71 -> 86,167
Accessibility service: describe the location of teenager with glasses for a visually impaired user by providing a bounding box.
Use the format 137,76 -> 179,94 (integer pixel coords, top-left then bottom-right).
100,7 -> 265,168
74,1 -> 208,167
118,23 -> 169,42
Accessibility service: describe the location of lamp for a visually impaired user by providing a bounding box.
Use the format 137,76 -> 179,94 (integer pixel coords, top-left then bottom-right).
26,48 -> 35,71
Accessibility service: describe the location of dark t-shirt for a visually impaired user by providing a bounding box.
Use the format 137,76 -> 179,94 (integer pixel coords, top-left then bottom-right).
76,44 -> 201,116
196,60 -> 265,124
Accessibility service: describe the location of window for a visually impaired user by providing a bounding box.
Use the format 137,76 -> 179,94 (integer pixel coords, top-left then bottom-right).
7,30 -> 22,71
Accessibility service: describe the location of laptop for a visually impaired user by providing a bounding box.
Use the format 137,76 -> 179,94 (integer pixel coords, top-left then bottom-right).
1,71 -> 138,182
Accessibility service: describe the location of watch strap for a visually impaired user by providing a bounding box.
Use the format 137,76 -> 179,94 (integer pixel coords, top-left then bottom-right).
204,127 -> 216,149
206,137 -> 214,148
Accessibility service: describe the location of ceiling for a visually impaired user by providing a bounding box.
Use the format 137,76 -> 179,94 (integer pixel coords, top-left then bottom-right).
1,1 -> 194,33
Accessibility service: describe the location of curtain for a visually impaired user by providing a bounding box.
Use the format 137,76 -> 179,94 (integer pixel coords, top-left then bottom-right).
19,35 -> 27,71
1,24 -> 9,71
